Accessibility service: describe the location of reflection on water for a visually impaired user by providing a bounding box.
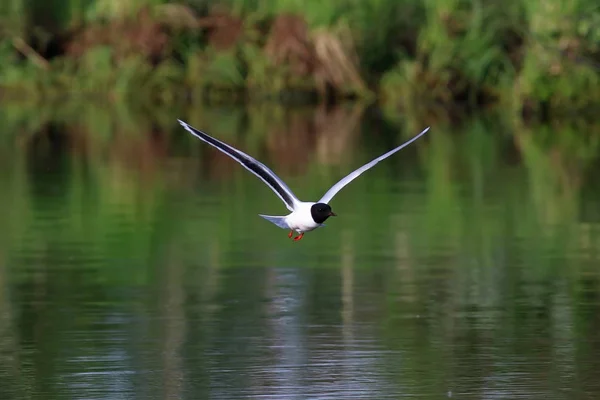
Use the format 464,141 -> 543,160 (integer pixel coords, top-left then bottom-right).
1,104 -> 600,399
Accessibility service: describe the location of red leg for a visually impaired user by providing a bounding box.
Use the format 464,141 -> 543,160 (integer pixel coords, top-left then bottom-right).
292,232 -> 304,242
288,230 -> 293,238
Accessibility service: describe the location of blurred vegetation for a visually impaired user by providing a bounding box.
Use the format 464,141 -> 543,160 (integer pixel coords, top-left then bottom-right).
0,0 -> 599,118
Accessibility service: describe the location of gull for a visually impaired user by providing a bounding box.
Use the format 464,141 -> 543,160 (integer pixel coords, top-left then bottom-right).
178,119 -> 429,241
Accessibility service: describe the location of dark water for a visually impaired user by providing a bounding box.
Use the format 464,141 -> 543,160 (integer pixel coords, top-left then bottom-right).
1,105 -> 600,399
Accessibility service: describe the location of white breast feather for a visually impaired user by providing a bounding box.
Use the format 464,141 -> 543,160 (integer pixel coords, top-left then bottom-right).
286,202 -> 321,233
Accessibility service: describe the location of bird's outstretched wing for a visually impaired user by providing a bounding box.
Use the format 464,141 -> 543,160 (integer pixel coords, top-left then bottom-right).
318,127 -> 430,204
178,120 -> 301,211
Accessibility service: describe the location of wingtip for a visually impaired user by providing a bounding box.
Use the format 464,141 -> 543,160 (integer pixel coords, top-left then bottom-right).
177,119 -> 195,133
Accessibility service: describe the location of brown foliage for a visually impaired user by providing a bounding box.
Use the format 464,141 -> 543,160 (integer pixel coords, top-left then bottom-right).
264,14 -> 317,76
197,7 -> 244,51
59,7 -> 366,96
65,7 -> 170,63
264,14 -> 366,95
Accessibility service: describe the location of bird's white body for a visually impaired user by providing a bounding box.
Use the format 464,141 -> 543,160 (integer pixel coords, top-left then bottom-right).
285,202 -> 321,233
259,202 -> 322,233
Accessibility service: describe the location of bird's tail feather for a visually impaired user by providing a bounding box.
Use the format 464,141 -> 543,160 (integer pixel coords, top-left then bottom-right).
258,214 -> 289,229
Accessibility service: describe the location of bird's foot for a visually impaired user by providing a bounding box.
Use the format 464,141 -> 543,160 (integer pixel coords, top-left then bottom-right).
288,230 -> 293,238
292,233 -> 304,242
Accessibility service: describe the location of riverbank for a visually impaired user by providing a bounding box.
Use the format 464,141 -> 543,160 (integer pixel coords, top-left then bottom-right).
1,1 -> 599,119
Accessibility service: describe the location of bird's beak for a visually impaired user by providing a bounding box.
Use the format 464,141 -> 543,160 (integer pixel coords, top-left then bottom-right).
329,212 -> 337,217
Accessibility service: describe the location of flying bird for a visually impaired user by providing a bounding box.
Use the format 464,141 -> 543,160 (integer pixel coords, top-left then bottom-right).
178,119 -> 429,241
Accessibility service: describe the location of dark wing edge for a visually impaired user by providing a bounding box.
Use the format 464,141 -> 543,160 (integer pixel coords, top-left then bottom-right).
178,120 -> 300,211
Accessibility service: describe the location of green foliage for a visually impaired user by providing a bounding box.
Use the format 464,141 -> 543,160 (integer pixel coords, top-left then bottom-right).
0,0 -> 599,117
508,0 -> 600,115
85,0 -> 167,21
0,0 -> 27,35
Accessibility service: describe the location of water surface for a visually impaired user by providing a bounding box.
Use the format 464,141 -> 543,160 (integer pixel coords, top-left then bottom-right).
1,105 -> 600,399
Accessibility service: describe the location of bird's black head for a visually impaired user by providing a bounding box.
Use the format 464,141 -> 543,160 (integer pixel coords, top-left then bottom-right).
310,203 -> 337,224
